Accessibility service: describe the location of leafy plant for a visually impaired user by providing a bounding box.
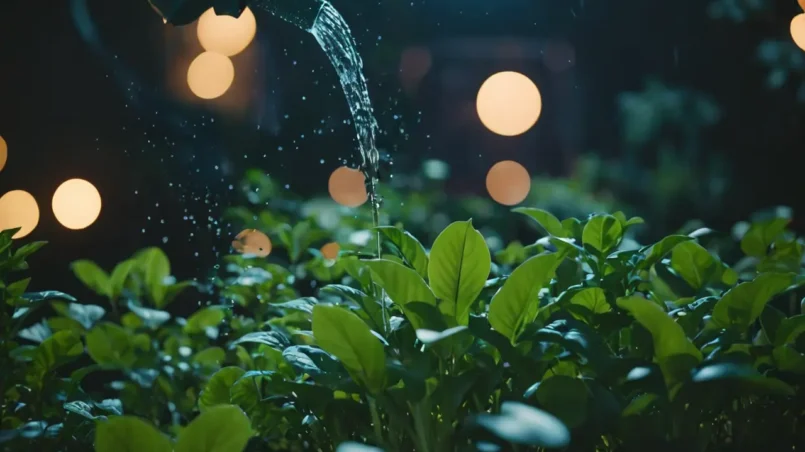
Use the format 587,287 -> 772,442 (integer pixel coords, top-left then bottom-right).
2,200 -> 804,451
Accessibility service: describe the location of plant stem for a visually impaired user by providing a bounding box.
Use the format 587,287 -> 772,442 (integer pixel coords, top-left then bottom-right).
368,396 -> 384,448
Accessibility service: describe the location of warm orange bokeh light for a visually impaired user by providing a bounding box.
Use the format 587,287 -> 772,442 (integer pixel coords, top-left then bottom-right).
197,7 -> 257,57
476,71 -> 542,137
0,190 -> 40,239
328,166 -> 368,207
321,242 -> 340,260
792,14 -> 805,51
52,179 -> 102,230
232,229 -> 272,257
486,160 -> 531,206
800,0 -> 805,13
0,135 -> 7,173
187,52 -> 235,100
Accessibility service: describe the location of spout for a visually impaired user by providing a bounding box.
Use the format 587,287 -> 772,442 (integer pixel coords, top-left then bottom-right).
249,0 -> 325,31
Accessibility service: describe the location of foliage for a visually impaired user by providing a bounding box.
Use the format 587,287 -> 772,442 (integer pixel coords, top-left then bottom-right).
2,198 -> 805,451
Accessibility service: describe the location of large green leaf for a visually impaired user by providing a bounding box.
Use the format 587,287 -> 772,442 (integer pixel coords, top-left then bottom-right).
175,405 -> 252,452
71,260 -> 111,298
29,330 -> 83,385
198,367 -> 245,412
474,401 -> 570,448
670,241 -> 717,290
428,220 -> 491,325
569,287 -> 611,314
774,315 -> 805,346
638,235 -> 693,270
741,217 -> 790,257
135,248 -> 171,307
376,226 -> 429,278
616,296 -> 701,362
94,416 -> 173,452
86,322 -> 137,368
710,272 -> 794,330
488,254 -> 559,343
513,208 -> 565,237
184,307 -> 226,334
109,259 -> 137,300
534,376 -> 588,428
364,259 -> 436,329
312,305 -> 386,393
582,214 -> 623,255
51,302 -> 105,330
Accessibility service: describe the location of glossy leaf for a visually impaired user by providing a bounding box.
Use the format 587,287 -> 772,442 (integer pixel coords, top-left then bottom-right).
184,307 -> 226,334
127,300 -> 171,329
616,296 -> 701,361
741,217 -> 790,257
569,287 -> 611,314
670,241 -> 717,290
198,367 -> 245,412
489,254 -> 559,342
71,260 -> 111,298
376,226 -> 429,278
364,259 -> 436,329
428,220 -> 491,324
175,405 -> 252,452
474,401 -> 570,448
638,235 -> 693,270
534,375 -> 588,428
513,208 -> 565,237
710,272 -> 794,330
86,322 -> 137,368
312,305 -> 386,393
582,214 -> 623,254
135,247 -> 171,307
94,416 -> 172,452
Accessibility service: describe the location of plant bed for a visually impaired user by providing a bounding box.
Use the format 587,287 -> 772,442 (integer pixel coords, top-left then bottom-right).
1,205 -> 804,452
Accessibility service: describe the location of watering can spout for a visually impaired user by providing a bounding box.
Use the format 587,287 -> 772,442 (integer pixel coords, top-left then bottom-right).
149,0 -> 325,31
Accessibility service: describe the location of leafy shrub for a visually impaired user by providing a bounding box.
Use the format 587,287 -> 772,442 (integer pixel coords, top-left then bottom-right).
1,205 -> 804,451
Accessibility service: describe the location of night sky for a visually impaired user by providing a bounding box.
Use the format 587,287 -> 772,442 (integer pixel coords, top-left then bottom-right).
1,0 -> 803,296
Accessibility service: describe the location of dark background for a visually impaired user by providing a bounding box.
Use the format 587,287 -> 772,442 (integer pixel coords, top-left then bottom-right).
1,0 -> 803,296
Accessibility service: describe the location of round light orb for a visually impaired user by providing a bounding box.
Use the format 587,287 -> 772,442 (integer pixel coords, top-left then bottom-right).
52,179 -> 102,230
187,52 -> 235,100
321,242 -> 340,260
0,190 -> 40,239
232,229 -> 272,257
197,7 -> 257,57
328,166 -> 368,208
486,160 -> 531,206
0,135 -> 7,173
800,0 -> 805,12
792,14 -> 805,51
476,71 -> 542,137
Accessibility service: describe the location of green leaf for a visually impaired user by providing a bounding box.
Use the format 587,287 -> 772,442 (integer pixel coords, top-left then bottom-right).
336,443 -> 384,452
193,347 -> 226,368
95,416 -> 172,452
376,226 -> 429,278
198,367 -> 245,412
184,307 -> 226,334
127,300 -> 171,329
71,260 -> 111,298
175,405 -> 252,452
534,376 -> 588,428
272,297 -> 318,314
773,345 -> 805,374
582,214 -> 623,255
415,325 -> 469,345
775,315 -> 805,346
474,401 -> 570,448
428,220 -> 491,325
229,331 -> 286,349
52,302 -> 105,329
29,330 -> 83,385
670,241 -> 717,290
86,322 -> 137,368
741,218 -> 790,257
364,259 -> 436,329
312,305 -> 386,393
489,254 -> 559,343
109,259 -> 137,299
135,248 -> 171,307
638,235 -> 693,270
710,272 -> 795,330
513,208 -> 565,237
622,393 -> 658,416
569,287 -> 611,314
6,278 -> 31,297
616,296 -> 701,362
692,362 -> 795,396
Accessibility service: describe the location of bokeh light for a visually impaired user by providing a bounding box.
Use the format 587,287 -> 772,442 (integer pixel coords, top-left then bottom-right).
52,179 -> 102,230
0,135 -> 6,173
0,190 -> 40,239
197,7 -> 257,57
476,71 -> 542,137
321,242 -> 340,260
485,160 -> 531,206
328,166 -> 368,207
232,229 -> 272,257
187,52 -> 235,100
792,14 -> 805,51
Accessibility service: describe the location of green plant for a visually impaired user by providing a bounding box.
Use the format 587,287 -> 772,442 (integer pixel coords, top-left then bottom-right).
2,203 -> 804,451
